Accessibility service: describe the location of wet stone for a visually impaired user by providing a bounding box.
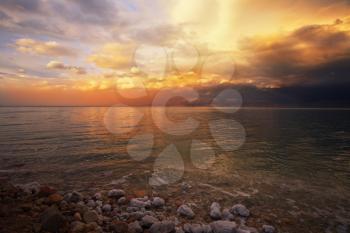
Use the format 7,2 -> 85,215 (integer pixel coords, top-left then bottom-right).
152,197 -> 165,208
110,220 -> 128,233
87,200 -> 96,208
83,210 -> 99,223
48,193 -> 63,203
231,204 -> 250,217
222,209 -> 234,221
149,220 -> 175,233
71,221 -> 86,233
262,225 -> 275,233
40,206 -> 65,233
177,204 -> 195,219
210,220 -> 237,233
130,198 -> 151,208
184,223 -> 212,233
108,189 -> 125,198
128,221 -> 143,233
141,215 -> 158,228
102,204 -> 112,212
118,197 -> 127,205
74,212 -> 82,221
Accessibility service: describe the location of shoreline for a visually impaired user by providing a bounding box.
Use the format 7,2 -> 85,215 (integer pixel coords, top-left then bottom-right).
1,167 -> 350,233
0,180 -> 275,233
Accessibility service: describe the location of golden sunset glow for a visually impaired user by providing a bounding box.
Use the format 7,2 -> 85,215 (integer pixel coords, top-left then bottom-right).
1,0 -> 350,106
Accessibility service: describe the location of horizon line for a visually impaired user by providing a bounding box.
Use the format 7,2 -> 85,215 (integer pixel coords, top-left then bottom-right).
1,106 -> 350,110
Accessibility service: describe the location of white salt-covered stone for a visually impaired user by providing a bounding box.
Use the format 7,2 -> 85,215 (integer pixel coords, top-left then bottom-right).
152,197 -> 165,208
108,189 -> 125,198
177,204 -> 195,219
102,204 -> 112,212
231,204 -> 250,217
210,202 -> 222,220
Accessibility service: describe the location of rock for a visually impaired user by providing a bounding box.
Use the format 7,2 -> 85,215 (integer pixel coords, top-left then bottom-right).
66,191 -> 83,203
20,203 -> 32,212
48,193 -> 63,203
262,225 -> 275,233
71,221 -> 86,233
129,211 -> 144,220
83,210 -> 99,223
222,209 -> 234,221
210,202 -> 222,220
130,198 -> 151,208
184,224 -> 207,233
110,220 -> 128,233
40,206 -> 65,233
128,221 -> 143,233
141,215 -> 158,228
33,223 -> 42,233
102,204 -> 112,212
176,227 -> 185,233
119,212 -> 130,221
230,204 -> 250,217
74,212 -> 82,221
149,220 -> 175,233
87,200 -> 96,208
134,190 -> 147,197
202,225 -> 212,233
60,200 -> 69,210
177,204 -> 195,219
95,206 -> 102,214
184,223 -> 212,233
210,221 -> 237,233
183,223 -> 192,232
152,197 -> 165,208
39,186 -> 57,197
181,182 -> 192,192
71,191 -> 83,203
19,182 -> 41,195
127,206 -> 141,212
95,200 -> 103,207
237,229 -> 250,233
118,197 -> 127,205
85,222 -> 99,231
237,226 -> 258,233
108,189 -> 125,198
94,192 -> 102,200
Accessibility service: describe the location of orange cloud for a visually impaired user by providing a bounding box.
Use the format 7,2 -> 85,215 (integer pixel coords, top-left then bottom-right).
88,43 -> 134,70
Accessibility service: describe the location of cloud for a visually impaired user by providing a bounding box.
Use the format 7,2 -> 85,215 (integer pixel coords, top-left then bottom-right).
0,0 -> 41,13
237,19 -> 350,87
88,43 -> 134,70
15,38 -> 76,57
46,60 -> 86,75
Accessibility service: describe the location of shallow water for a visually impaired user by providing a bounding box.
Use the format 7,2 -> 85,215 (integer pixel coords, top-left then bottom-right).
0,107 -> 349,232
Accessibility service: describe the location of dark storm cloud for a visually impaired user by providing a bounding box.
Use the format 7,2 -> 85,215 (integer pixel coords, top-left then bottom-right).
191,20 -> 350,107
237,19 -> 350,87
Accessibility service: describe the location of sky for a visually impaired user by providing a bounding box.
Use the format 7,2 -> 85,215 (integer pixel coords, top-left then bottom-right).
0,0 -> 350,107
